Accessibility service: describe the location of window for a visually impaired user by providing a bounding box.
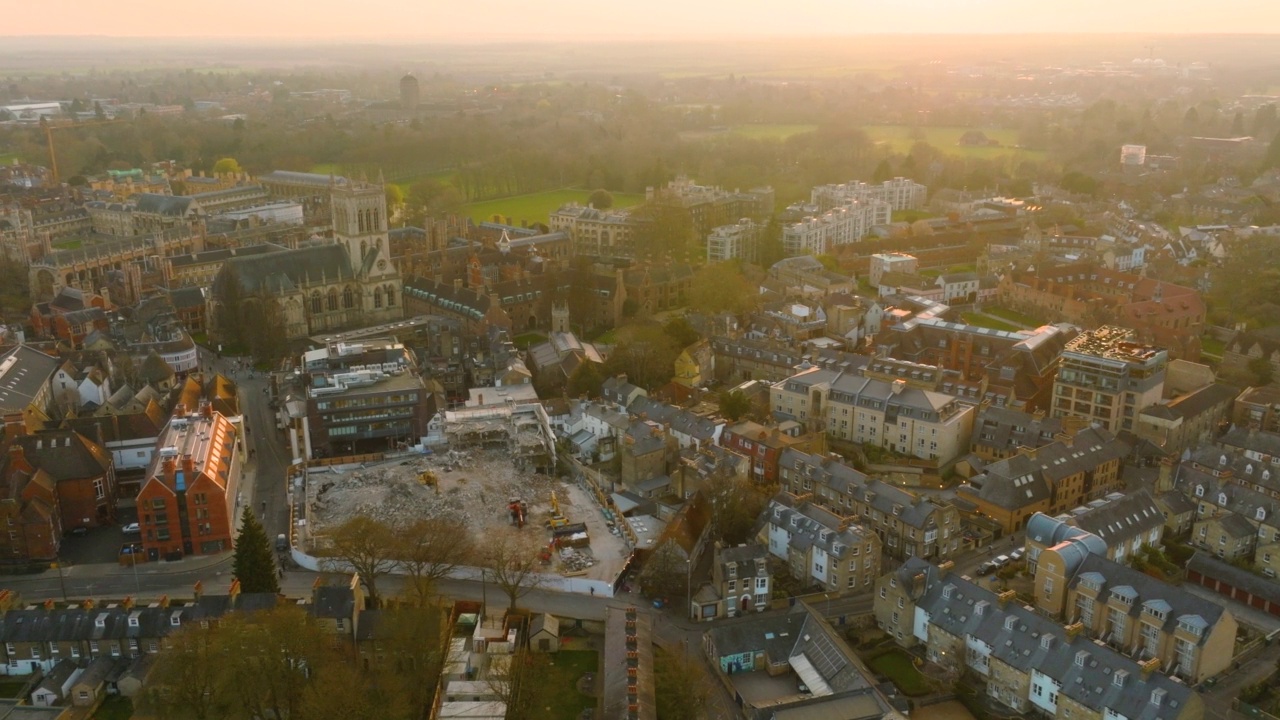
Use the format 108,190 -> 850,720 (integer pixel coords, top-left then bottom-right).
93,478 -> 105,500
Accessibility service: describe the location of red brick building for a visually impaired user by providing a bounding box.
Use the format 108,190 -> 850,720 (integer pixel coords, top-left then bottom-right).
15,430 -> 116,532
137,406 -> 240,559
719,420 -> 822,486
0,444 -> 61,562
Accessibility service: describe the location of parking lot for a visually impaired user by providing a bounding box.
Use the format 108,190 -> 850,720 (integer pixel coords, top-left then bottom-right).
58,504 -> 141,566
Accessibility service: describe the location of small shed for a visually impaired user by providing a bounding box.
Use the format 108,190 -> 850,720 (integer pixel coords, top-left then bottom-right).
115,654 -> 157,699
70,656 -> 115,707
32,660 -> 80,707
528,613 -> 560,653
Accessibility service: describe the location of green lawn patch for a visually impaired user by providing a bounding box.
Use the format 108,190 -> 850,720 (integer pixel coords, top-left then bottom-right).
1201,335 -> 1226,357
591,328 -> 618,345
529,650 -> 597,720
861,125 -> 1046,160
893,209 -> 935,223
867,649 -> 933,696
514,332 -> 547,350
961,313 -> 1023,333
464,189 -> 643,226
0,153 -> 19,165
93,695 -> 133,720
730,124 -> 819,141
983,306 -> 1043,327
53,239 -> 82,250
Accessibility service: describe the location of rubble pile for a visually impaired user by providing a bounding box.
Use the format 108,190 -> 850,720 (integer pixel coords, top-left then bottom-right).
309,449 -> 560,531
558,547 -> 596,573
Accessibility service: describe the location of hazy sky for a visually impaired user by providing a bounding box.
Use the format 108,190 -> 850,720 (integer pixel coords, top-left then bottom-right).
7,0 -> 1280,38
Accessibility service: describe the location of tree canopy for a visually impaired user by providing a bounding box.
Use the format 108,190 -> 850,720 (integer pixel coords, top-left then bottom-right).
212,157 -> 242,174
588,188 -> 614,209
686,262 -> 757,316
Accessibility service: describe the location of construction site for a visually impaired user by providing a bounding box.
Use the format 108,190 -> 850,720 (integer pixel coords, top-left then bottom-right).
301,449 -> 631,584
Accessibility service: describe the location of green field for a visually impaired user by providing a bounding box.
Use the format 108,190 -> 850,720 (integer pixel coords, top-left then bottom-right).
1201,335 -> 1226,357
731,124 -> 819,141
530,650 -> 597,720
0,153 -> 18,165
464,189 -> 642,226
861,125 -> 1046,160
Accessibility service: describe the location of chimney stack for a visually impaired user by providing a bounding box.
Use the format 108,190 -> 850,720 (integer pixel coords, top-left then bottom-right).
122,596 -> 134,611
1064,622 -> 1084,640
159,595 -> 170,609
229,579 -> 242,607
997,589 -> 1017,608
1139,656 -> 1160,680
193,580 -> 204,601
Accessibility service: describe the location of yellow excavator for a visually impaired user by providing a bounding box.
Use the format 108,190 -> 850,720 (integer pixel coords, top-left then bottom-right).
547,490 -> 570,529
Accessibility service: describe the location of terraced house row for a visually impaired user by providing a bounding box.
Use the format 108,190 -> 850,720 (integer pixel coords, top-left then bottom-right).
777,448 -> 960,560
875,559 -> 1203,720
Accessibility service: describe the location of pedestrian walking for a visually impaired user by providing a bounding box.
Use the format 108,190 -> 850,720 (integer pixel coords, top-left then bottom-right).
590,587 -> 595,596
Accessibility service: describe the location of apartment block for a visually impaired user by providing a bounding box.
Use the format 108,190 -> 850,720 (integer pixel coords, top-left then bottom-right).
811,178 -> 927,213
868,252 -> 918,286
720,420 -> 821,485
778,448 -> 960,561
136,406 -> 241,559
1052,326 -> 1167,434
771,366 -> 975,464
781,199 -> 890,257
706,219 -> 763,263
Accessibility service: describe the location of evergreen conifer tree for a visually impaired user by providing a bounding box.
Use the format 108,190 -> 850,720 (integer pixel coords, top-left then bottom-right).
232,507 -> 280,594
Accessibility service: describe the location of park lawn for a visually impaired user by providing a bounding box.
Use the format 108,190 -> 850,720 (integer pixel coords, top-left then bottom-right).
309,163 -> 344,175
0,153 -> 19,165
867,649 -> 933,696
984,306 -> 1044,327
861,125 -> 1046,160
464,189 -> 642,227
529,650 -> 597,720
961,313 -> 1023,333
731,124 -> 819,141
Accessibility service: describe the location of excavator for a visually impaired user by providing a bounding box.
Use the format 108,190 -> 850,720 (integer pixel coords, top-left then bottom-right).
547,490 -> 570,529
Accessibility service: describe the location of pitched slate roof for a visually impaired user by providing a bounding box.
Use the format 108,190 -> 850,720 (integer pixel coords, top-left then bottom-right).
16,430 -> 111,480
1067,489 -> 1164,546
764,493 -> 876,561
132,193 -> 196,217
1070,553 -> 1226,644
780,448 -> 947,529
0,345 -> 60,416
972,406 -> 1064,452
898,558 -> 1198,720
219,243 -> 354,296
960,427 -> 1128,512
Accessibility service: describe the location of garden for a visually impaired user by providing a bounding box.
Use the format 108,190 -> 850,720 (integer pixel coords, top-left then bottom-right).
530,650 -> 598,720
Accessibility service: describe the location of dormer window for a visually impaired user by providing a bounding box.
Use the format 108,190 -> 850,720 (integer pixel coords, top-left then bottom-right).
1151,689 -> 1166,706
1259,507 -> 1268,522
1219,493 -> 1228,506
1004,616 -> 1017,631
1114,670 -> 1128,687
1195,485 -> 1204,497
1041,634 -> 1053,650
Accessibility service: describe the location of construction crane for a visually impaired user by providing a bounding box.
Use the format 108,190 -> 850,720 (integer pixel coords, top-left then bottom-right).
40,116 -> 129,183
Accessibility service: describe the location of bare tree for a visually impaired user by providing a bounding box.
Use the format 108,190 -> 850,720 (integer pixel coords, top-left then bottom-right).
482,531 -> 545,613
396,517 -> 473,606
655,647 -> 710,720
137,620 -> 224,720
484,645 -> 552,720
322,516 -> 398,608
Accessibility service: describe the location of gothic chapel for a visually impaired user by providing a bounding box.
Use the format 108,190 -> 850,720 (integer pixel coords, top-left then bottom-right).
213,175 -> 403,339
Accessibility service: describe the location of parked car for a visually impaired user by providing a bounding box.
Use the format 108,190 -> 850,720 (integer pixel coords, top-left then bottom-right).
276,534 -> 288,551
1009,548 -> 1025,563
993,554 -> 1012,568
122,523 -> 140,535
977,560 -> 999,575
67,526 -> 89,537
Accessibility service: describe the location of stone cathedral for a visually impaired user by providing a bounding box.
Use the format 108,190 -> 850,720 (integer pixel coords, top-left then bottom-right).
213,175 -> 403,340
